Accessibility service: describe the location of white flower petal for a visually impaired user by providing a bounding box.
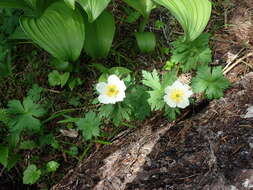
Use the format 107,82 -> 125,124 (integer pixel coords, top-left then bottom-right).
98,95 -> 111,104
116,92 -> 125,102
108,74 -> 121,84
177,99 -> 190,109
165,86 -> 172,94
172,80 -> 183,88
164,95 -> 177,108
185,89 -> 193,97
96,74 -> 127,104
96,82 -> 107,94
164,80 -> 193,109
117,80 -> 126,91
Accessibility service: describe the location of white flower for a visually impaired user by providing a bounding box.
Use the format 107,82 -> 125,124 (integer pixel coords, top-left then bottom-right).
96,75 -> 126,104
164,81 -> 193,109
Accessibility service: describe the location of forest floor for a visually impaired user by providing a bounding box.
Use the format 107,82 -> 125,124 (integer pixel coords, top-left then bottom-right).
52,0 -> 253,189
0,0 -> 253,189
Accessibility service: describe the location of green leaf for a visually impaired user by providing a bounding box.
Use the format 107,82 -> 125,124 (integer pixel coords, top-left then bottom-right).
125,86 -> 151,120
67,146 -> 78,156
142,69 -> 178,111
135,32 -> 156,53
7,133 -> 20,150
84,10 -> 115,58
98,104 -> 132,126
171,33 -> 212,72
91,63 -> 109,73
20,1 -> 85,62
98,67 -> 131,82
192,65 -> 230,99
76,111 -> 101,140
64,0 -> 75,9
154,0 -> 212,41
46,161 -> 60,172
48,70 -> 70,87
27,84 -> 43,102
78,0 -> 111,22
147,89 -> 165,111
19,140 -> 37,150
98,104 -> 114,119
142,69 -> 161,90
50,58 -> 72,72
68,77 -> 83,90
122,0 -> 155,18
24,0 -> 37,9
39,134 -> 59,149
0,0 -> 30,9
7,97 -> 46,133
0,145 -> 9,167
0,109 -> 10,125
23,164 -> 41,185
126,10 -> 141,24
9,26 -> 29,40
142,69 -> 164,110
164,105 -> 180,121
161,69 -> 177,89
0,57 -> 12,78
6,153 -> 19,171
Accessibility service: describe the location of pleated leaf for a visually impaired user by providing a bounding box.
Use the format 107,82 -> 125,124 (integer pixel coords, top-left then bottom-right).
20,1 -> 85,62
64,0 -> 76,9
122,0 -> 155,18
154,0 -> 212,41
0,0 -> 29,9
135,32 -> 156,53
78,0 -> 111,22
84,11 -> 115,58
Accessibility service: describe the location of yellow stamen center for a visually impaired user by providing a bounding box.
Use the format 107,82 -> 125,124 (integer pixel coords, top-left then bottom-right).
170,89 -> 184,103
106,84 -> 119,97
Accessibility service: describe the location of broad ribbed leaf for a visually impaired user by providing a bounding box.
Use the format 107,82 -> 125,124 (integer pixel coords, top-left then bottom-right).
0,0 -> 29,9
84,11 -> 115,58
135,32 -> 156,53
122,0 -> 155,18
78,0 -> 111,22
64,0 -> 75,9
20,1 -> 85,62
154,0 -> 212,41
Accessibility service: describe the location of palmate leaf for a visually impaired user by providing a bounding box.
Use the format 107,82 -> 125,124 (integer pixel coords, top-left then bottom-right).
171,33 -> 212,72
191,65 -> 230,99
78,0 -> 111,22
20,1 -> 85,62
122,0 -> 156,18
7,98 -> 46,133
154,0 -> 212,41
76,111 -> 101,140
23,164 -> 41,185
98,103 -> 132,126
84,11 -> 115,58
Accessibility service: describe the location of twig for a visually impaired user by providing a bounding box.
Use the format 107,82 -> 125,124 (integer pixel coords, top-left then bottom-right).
45,88 -> 61,94
223,52 -> 253,75
223,48 -> 245,71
